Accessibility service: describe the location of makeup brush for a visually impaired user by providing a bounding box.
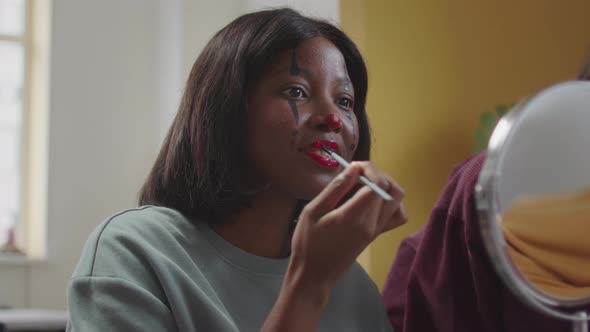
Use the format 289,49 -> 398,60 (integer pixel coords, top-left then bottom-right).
321,145 -> 394,201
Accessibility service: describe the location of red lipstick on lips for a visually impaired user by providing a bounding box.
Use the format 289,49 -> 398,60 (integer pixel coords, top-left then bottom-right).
305,141 -> 340,168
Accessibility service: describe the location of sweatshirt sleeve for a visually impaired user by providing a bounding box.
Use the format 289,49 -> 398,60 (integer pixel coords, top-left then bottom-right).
67,276 -> 176,331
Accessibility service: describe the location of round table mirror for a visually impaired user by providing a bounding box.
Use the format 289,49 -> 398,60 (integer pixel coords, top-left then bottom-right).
476,81 -> 590,332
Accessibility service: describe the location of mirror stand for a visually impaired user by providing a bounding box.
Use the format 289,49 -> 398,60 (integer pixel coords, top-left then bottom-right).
573,312 -> 588,332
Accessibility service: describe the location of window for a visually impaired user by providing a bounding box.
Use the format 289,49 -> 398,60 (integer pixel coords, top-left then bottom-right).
0,0 -> 28,253
0,0 -> 48,258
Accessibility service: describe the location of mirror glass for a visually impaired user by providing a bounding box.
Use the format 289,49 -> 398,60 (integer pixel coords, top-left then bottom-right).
502,189 -> 590,300
488,81 -> 590,302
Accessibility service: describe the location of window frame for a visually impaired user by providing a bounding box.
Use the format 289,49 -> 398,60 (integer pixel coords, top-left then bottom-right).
0,0 -> 50,260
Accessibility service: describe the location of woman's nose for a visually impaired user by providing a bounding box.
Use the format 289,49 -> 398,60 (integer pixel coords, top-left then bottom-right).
324,113 -> 343,132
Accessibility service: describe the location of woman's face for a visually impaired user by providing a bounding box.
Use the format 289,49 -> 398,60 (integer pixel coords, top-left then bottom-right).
245,36 -> 359,200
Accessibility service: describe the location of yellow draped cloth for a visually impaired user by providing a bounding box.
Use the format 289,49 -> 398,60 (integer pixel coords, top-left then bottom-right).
502,188 -> 590,298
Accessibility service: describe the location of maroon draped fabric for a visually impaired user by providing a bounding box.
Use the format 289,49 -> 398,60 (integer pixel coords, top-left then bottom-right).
383,152 -> 590,332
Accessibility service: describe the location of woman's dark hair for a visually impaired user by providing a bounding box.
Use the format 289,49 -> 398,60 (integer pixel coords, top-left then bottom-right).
578,48 -> 590,80
139,8 -> 370,223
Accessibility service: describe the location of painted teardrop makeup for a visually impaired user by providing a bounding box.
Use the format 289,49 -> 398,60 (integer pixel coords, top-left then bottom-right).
289,48 -> 301,137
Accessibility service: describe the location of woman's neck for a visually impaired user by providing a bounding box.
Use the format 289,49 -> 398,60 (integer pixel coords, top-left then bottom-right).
212,187 -> 299,259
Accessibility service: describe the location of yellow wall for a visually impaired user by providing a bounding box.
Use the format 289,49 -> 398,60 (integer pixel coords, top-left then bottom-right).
341,0 -> 590,289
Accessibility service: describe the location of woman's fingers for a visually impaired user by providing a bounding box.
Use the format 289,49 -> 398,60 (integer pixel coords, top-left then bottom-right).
325,162 -> 407,237
393,202 -> 408,228
376,175 -> 407,233
290,161 -> 407,289
304,160 -> 407,241
302,163 -> 363,222
316,185 -> 378,245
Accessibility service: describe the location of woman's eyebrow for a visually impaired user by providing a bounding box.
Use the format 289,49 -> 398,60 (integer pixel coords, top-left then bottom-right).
269,66 -> 313,78
269,68 -> 352,85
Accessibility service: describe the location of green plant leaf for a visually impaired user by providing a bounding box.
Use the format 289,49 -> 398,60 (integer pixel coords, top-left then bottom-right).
496,104 -> 509,117
473,104 -> 511,153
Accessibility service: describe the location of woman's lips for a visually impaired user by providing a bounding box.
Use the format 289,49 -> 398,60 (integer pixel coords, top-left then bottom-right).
304,140 -> 340,168
309,140 -> 339,152
305,151 -> 339,167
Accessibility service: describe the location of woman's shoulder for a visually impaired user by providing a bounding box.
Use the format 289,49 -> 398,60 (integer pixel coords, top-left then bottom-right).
435,151 -> 487,215
89,206 -> 193,247
71,206 -> 199,279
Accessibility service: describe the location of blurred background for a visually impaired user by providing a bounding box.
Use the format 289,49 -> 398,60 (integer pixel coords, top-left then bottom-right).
0,0 -> 588,310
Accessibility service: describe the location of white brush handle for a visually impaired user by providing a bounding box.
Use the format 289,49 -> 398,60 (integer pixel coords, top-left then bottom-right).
327,150 -> 394,202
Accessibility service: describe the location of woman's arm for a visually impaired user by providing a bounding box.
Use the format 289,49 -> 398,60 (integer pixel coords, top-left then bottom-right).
262,162 -> 406,331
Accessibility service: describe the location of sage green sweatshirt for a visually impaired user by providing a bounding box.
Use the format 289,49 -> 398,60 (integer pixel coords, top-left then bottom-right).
67,206 -> 392,331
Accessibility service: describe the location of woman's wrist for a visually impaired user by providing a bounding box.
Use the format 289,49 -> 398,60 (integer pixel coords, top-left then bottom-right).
260,261 -> 332,332
282,261 -> 331,309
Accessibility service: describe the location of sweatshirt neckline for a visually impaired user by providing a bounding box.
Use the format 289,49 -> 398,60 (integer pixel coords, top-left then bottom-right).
197,222 -> 290,277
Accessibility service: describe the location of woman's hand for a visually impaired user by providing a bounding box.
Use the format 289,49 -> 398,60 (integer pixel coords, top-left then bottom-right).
261,162 -> 406,332
289,161 -> 407,291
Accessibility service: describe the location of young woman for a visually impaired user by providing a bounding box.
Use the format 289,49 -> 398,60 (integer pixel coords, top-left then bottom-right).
67,8 -> 407,331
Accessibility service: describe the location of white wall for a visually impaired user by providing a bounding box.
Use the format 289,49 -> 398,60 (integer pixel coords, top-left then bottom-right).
242,0 -> 339,23
0,0 -> 338,310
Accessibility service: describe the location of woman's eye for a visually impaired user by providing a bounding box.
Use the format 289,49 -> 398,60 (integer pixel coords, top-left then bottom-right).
283,87 -> 307,99
338,97 -> 354,109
